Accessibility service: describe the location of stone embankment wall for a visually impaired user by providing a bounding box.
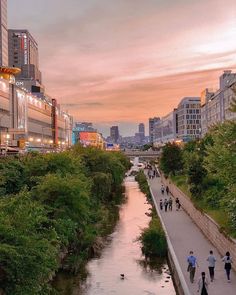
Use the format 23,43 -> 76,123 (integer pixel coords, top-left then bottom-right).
161,175 -> 236,271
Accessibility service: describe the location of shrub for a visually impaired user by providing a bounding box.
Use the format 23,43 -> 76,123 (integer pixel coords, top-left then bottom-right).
139,216 -> 167,257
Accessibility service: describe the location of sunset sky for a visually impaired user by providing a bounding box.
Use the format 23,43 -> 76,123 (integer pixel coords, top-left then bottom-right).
9,0 -> 236,136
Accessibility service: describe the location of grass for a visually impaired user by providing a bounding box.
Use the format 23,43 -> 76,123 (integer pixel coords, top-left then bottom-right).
171,174 -> 236,238
170,174 -> 190,197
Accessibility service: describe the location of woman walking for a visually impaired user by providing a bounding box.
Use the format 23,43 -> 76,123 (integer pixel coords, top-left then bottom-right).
197,272 -> 209,295
222,251 -> 233,282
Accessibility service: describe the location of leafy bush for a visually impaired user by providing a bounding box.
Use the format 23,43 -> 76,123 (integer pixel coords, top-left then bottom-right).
139,216 -> 167,257
135,170 -> 152,201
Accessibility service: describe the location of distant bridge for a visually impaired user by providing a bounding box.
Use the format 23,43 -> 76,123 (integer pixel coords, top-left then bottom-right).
123,150 -> 161,159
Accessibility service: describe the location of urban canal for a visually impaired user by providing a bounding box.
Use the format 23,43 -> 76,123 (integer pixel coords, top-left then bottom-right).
54,176 -> 176,295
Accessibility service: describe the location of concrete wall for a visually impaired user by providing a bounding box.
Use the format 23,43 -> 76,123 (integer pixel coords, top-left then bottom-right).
161,175 -> 236,271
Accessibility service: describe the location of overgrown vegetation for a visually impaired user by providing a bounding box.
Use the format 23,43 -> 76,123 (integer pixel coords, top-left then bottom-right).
0,146 -> 130,295
159,120 -> 236,237
135,171 -> 167,257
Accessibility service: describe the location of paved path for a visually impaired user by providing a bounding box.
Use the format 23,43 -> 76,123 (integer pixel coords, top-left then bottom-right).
148,176 -> 236,295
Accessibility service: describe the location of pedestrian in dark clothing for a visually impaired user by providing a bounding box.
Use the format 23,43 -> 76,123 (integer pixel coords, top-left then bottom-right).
161,185 -> 165,195
166,186 -> 169,195
207,250 -> 216,282
222,251 -> 233,282
164,199 -> 168,212
197,272 -> 209,295
187,251 -> 198,283
160,199 -> 163,211
168,197 -> 173,211
175,197 -> 180,210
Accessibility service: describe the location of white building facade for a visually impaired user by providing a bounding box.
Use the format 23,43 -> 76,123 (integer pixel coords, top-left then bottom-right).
153,111 -> 177,145
201,71 -> 236,136
175,97 -> 201,141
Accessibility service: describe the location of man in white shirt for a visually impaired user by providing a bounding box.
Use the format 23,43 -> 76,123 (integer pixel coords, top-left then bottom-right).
207,250 -> 216,282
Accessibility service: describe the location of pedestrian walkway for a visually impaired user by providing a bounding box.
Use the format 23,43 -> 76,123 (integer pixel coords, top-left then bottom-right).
148,176 -> 236,295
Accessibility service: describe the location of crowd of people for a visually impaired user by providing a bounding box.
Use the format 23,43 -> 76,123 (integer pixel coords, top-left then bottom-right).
187,250 -> 233,294
147,165 -> 159,179
159,184 -> 181,212
158,182 -> 234,294
144,163 -> 234,294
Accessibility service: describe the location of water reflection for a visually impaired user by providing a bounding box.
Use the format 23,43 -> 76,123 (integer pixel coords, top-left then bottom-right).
54,177 -> 176,295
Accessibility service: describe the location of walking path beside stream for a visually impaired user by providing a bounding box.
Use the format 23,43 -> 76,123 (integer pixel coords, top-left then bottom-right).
148,176 -> 236,295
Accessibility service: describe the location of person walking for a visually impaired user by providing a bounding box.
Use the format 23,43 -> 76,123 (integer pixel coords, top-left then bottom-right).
207,250 -> 216,282
222,251 -> 233,282
175,197 -> 180,211
159,199 -> 163,211
187,251 -> 198,283
168,197 -> 173,211
161,185 -> 165,195
197,272 -> 209,295
166,186 -> 169,195
164,199 -> 168,212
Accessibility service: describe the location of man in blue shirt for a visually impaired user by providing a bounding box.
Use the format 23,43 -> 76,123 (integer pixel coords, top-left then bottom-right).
187,251 -> 198,283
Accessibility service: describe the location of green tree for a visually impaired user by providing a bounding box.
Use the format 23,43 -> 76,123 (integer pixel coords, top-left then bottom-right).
204,121 -> 236,230
0,191 -> 59,295
160,143 -> 183,175
229,84 -> 236,113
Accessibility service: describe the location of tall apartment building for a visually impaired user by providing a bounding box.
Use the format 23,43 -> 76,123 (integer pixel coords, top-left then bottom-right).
153,110 -> 177,145
0,0 -> 8,66
201,71 -> 236,135
110,125 -> 119,143
176,97 -> 201,141
149,117 -> 160,143
137,122 -> 145,144
8,29 -> 42,91
138,123 -> 145,136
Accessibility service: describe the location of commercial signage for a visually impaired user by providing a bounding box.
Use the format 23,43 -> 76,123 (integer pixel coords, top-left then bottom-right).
16,90 -> 27,132
80,132 -> 97,141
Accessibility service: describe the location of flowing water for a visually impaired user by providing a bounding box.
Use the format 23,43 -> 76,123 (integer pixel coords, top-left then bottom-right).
54,176 -> 176,295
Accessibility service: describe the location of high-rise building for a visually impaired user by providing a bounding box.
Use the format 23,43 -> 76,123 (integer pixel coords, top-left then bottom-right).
138,123 -> 145,136
149,117 -> 160,143
8,29 -> 42,91
153,111 -> 177,145
201,71 -> 236,136
110,125 -> 119,143
176,97 -> 201,141
0,0 -> 8,66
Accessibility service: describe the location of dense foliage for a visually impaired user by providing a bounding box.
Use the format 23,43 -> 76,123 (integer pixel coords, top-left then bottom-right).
160,121 -> 236,235
135,171 -> 167,257
139,215 -> 167,257
135,170 -> 152,201
0,147 -> 130,295
159,143 -> 183,176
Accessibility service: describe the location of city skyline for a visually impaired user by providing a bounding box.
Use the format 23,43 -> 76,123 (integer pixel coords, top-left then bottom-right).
9,0 -> 236,136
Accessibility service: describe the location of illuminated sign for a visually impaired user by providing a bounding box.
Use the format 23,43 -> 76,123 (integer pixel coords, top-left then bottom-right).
16,90 -> 27,132
16,81 -> 24,87
80,132 -> 97,141
22,35 -> 28,65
